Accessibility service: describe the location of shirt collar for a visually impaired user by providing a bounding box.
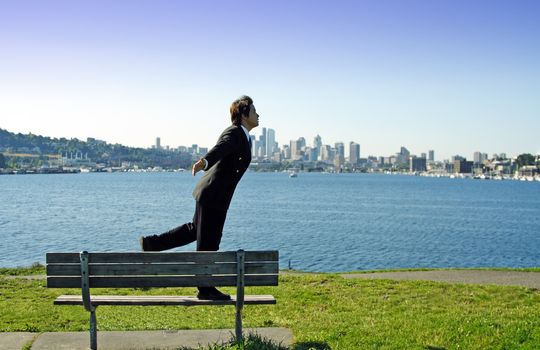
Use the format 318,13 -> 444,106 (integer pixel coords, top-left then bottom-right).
240,125 -> 251,142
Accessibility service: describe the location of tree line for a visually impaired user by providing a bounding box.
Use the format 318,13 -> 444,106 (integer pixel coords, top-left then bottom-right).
0,128 -> 193,169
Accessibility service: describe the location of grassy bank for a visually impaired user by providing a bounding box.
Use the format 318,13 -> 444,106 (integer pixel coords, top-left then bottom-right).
1,269 -> 539,349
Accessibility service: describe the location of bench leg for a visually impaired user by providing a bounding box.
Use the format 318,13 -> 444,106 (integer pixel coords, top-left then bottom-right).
235,305 -> 243,343
90,309 -> 97,350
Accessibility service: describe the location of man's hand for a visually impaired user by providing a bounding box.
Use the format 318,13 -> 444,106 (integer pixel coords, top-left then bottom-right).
192,159 -> 206,176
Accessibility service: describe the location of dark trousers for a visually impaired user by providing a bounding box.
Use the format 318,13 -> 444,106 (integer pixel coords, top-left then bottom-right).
144,201 -> 227,252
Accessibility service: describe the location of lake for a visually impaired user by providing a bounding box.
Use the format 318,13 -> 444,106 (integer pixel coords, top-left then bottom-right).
1,172 -> 539,272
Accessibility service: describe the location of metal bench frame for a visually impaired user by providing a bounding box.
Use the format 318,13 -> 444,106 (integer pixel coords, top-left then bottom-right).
46,250 -> 278,350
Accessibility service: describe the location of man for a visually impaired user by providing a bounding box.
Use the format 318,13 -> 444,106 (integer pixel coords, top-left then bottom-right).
140,95 -> 259,300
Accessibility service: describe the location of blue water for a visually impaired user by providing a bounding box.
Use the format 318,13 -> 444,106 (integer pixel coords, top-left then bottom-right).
1,172 -> 539,272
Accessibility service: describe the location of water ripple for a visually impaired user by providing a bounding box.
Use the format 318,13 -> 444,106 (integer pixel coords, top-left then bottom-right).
1,172 -> 540,270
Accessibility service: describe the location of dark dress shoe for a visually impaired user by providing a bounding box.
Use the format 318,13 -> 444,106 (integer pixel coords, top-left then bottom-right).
139,236 -> 148,251
140,236 -> 157,251
197,287 -> 231,300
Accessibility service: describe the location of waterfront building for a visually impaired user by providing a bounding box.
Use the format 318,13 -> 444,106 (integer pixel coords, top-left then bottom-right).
428,150 -> 435,162
250,136 -> 256,157
290,137 -> 306,160
349,142 -> 360,165
306,147 -> 317,162
454,159 -> 474,173
335,142 -> 345,160
320,145 -> 334,162
282,145 -> 291,160
451,155 -> 465,162
266,128 -> 276,158
156,137 -> 161,150
260,128 -> 267,157
334,153 -> 345,171
395,146 -> 410,166
473,151 -> 488,164
410,156 -> 427,172
312,135 -> 322,161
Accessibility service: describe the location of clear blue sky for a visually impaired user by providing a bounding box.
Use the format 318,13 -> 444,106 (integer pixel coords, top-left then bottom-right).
1,0 -> 539,160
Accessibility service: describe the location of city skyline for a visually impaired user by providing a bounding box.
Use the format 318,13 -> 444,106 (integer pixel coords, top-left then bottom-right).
154,126 -> 518,163
1,0 -> 539,160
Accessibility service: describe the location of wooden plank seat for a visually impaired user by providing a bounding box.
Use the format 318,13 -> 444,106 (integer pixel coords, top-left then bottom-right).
46,250 -> 279,350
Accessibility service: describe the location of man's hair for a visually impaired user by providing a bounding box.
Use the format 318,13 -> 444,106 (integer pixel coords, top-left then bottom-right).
230,95 -> 253,126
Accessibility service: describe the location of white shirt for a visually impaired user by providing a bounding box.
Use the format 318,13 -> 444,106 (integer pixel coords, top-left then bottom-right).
240,125 -> 251,143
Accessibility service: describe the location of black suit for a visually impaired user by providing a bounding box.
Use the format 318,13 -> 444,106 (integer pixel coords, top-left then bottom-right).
143,125 -> 251,252
193,125 -> 252,210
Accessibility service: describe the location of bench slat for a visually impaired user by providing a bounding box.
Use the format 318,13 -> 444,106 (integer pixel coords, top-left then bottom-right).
47,274 -> 278,288
46,251 -> 278,264
54,294 -> 276,306
46,262 -> 278,276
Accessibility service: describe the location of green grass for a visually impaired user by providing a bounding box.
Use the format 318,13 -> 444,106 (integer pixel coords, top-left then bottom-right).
1,271 -> 540,349
0,262 -> 45,276
340,267 -> 540,274
176,333 -> 290,350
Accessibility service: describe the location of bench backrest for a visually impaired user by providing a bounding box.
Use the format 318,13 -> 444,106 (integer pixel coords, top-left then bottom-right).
46,250 -> 278,289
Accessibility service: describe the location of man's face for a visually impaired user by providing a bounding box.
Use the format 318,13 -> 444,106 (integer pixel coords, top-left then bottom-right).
242,105 -> 259,130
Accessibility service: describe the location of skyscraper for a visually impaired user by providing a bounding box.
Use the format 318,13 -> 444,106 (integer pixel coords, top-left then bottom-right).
250,135 -> 256,156
428,150 -> 435,162
313,135 -> 322,161
410,156 -> 427,172
473,152 -> 482,164
266,128 -> 276,157
156,137 -> 161,150
290,137 -> 306,160
335,142 -> 345,168
349,142 -> 360,165
335,142 -> 345,158
260,127 -> 266,157
396,146 -> 410,165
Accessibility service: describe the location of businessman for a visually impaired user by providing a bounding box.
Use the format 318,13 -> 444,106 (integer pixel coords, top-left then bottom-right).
140,95 -> 258,300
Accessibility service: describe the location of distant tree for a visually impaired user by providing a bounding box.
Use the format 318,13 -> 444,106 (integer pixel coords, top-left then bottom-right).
516,153 -> 535,167
0,153 -> 5,168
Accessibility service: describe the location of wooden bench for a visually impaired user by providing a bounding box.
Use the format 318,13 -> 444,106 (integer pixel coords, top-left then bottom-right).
46,250 -> 278,350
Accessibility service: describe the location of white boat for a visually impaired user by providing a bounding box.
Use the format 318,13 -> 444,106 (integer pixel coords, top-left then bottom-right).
289,172 -> 298,178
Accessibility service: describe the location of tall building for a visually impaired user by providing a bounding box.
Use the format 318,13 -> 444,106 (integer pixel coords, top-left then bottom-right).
349,142 -> 360,165
454,159 -> 473,173
313,135 -> 322,161
266,128 -> 276,157
320,145 -> 333,162
428,150 -> 435,162
298,137 -> 306,149
313,135 -> 322,149
410,156 -> 427,172
282,145 -> 291,160
290,137 -> 305,160
396,146 -> 410,165
259,127 -> 266,157
335,142 -> 345,169
473,151 -> 486,164
250,135 -> 256,156
156,137 -> 161,150
335,142 -> 345,158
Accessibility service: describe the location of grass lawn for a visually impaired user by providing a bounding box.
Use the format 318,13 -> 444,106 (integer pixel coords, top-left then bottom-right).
1,267 -> 539,349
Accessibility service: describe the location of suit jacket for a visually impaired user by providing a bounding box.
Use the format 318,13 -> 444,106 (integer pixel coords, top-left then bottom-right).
192,125 -> 252,210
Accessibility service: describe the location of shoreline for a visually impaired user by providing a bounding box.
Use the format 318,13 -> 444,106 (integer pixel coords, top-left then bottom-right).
3,266 -> 540,289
